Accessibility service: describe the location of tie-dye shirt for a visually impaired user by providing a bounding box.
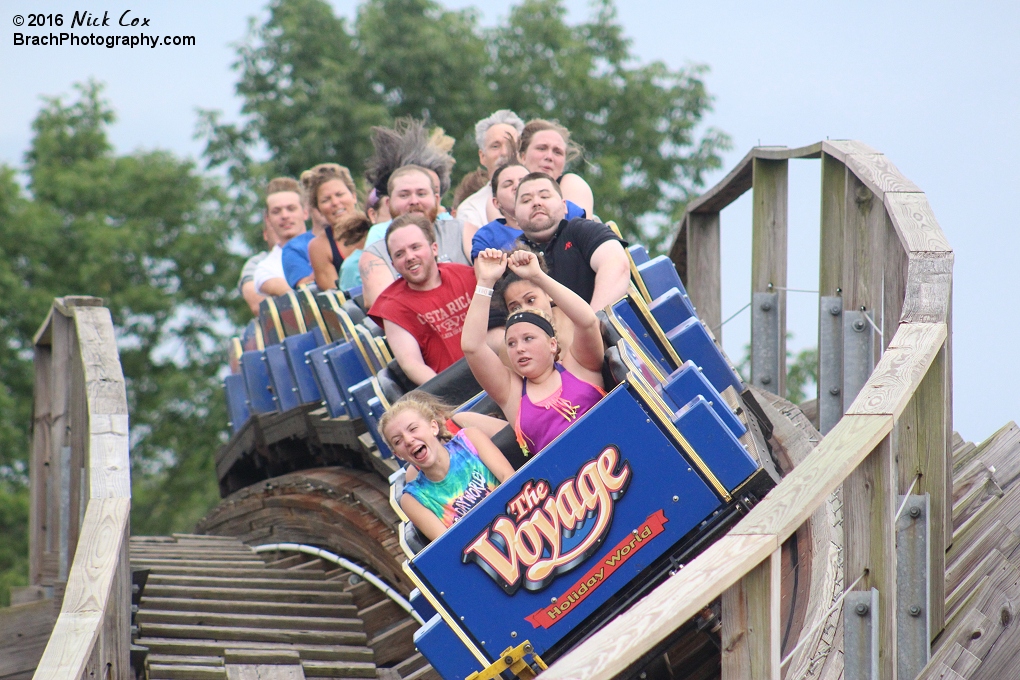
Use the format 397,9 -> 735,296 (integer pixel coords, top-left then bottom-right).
404,432 -> 499,527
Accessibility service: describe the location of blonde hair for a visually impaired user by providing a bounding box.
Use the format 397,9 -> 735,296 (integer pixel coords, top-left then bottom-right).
379,391 -> 455,446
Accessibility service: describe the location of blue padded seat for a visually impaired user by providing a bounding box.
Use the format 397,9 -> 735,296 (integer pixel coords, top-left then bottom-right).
413,615 -> 483,680
610,298 -> 676,376
409,588 -> 437,623
648,288 -> 697,333
666,318 -> 743,395
664,361 -> 746,438
672,395 -> 758,493
283,330 -> 324,405
240,350 -> 277,415
264,344 -> 300,412
349,378 -> 391,458
324,341 -> 374,417
637,255 -> 688,300
306,341 -> 347,418
224,373 -> 251,433
628,244 -> 651,265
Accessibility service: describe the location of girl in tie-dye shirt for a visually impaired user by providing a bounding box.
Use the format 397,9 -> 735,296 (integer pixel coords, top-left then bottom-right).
380,392 -> 515,540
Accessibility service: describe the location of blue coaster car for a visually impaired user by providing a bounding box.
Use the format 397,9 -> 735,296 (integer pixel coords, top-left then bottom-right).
405,371 -> 775,677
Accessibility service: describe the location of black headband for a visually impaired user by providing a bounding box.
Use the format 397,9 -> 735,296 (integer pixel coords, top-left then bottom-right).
505,311 -> 555,338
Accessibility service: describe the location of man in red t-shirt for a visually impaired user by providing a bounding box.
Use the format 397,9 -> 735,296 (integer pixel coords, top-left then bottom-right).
369,214 -> 477,384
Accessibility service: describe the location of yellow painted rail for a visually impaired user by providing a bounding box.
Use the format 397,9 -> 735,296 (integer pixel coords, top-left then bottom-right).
30,297 -> 132,680
544,142 -> 952,679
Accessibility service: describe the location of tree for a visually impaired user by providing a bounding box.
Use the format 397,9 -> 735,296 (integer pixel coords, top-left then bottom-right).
203,0 -> 729,254
0,82 -> 239,548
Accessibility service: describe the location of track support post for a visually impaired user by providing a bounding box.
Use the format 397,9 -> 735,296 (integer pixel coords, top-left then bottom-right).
818,296 -> 843,433
844,588 -> 880,680
751,292 -> 780,395
842,309 -> 874,407
896,494 -> 930,679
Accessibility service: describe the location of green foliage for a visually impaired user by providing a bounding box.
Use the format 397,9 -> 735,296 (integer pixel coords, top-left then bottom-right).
0,82 -> 234,550
202,0 -> 730,254
0,483 -> 29,607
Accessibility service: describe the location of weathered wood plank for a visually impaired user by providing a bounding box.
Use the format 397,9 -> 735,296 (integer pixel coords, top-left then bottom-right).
843,436 -> 897,679
821,140 -> 882,161
686,150 -> 753,215
844,323 -> 946,418
542,534 -> 777,680
751,157 -> 789,396
685,212 -> 722,341
0,599 -> 58,678
845,153 -> 922,198
886,192 -> 952,254
721,548 -> 780,679
901,252 -> 954,324
893,341 -> 949,636
734,414 -> 892,540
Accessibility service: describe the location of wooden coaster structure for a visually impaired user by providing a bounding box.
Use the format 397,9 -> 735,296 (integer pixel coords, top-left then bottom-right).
18,142 -> 1020,680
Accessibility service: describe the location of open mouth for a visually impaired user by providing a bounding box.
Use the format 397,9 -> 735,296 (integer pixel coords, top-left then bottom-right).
410,443 -> 428,462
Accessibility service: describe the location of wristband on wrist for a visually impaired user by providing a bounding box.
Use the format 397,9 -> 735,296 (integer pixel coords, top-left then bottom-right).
475,285 -> 494,298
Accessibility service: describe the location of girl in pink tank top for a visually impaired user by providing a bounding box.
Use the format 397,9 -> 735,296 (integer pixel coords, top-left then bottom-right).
461,248 -> 608,462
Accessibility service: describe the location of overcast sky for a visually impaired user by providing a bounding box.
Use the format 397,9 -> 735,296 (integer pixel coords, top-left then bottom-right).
2,0 -> 1017,442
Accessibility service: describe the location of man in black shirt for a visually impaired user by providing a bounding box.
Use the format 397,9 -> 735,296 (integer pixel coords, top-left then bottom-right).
514,172 -> 630,311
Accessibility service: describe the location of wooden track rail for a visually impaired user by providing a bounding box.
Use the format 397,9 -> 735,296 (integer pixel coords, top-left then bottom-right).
30,297 -> 132,679
545,141 -> 953,679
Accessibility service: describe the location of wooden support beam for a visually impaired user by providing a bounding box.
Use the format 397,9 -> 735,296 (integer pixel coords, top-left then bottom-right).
722,548 -> 781,679
751,158 -> 789,396
843,435 -> 897,679
686,211 -> 722,341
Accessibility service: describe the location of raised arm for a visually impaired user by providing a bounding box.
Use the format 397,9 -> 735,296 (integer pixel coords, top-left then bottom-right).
588,239 -> 630,312
507,250 -> 604,373
461,249 -> 514,407
360,251 -> 396,308
383,320 -> 438,385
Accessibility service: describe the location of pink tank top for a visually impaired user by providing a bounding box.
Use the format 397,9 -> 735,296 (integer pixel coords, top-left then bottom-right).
514,364 -> 606,458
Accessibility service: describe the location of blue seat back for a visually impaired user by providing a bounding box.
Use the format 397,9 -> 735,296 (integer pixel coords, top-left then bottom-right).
325,342 -> 373,416
666,318 -> 743,394
306,341 -> 347,418
637,256 -> 688,300
409,588 -> 437,624
664,361 -> 746,439
672,395 -> 758,492
224,374 -> 251,433
628,244 -> 650,266
240,350 -> 277,415
283,331 -> 323,405
648,288 -> 696,333
264,344 -> 301,412
349,378 -> 392,458
610,298 -> 676,376
413,614 -> 483,680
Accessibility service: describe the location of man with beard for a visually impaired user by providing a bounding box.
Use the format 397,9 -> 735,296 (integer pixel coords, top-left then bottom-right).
368,214 -> 477,385
359,165 -> 472,308
514,172 -> 630,311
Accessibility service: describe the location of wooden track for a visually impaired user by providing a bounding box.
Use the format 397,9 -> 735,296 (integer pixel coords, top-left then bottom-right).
131,534 -> 438,679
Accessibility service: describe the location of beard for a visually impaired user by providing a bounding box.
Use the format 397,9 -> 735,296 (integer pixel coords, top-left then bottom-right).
397,203 -> 439,225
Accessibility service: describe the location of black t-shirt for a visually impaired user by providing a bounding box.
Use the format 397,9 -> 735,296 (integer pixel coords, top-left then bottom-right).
519,217 -> 624,304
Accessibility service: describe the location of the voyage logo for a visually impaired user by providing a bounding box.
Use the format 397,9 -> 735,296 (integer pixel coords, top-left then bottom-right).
461,446 -> 631,594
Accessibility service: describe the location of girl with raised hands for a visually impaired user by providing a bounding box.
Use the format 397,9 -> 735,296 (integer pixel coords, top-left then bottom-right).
380,391 -> 514,541
462,248 -> 606,459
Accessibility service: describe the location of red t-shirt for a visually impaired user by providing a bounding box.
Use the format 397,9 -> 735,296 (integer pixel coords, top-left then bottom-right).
368,263 -> 477,374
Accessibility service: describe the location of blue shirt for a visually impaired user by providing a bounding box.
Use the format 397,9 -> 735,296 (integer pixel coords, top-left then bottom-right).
470,201 -> 586,261
281,232 -> 315,287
